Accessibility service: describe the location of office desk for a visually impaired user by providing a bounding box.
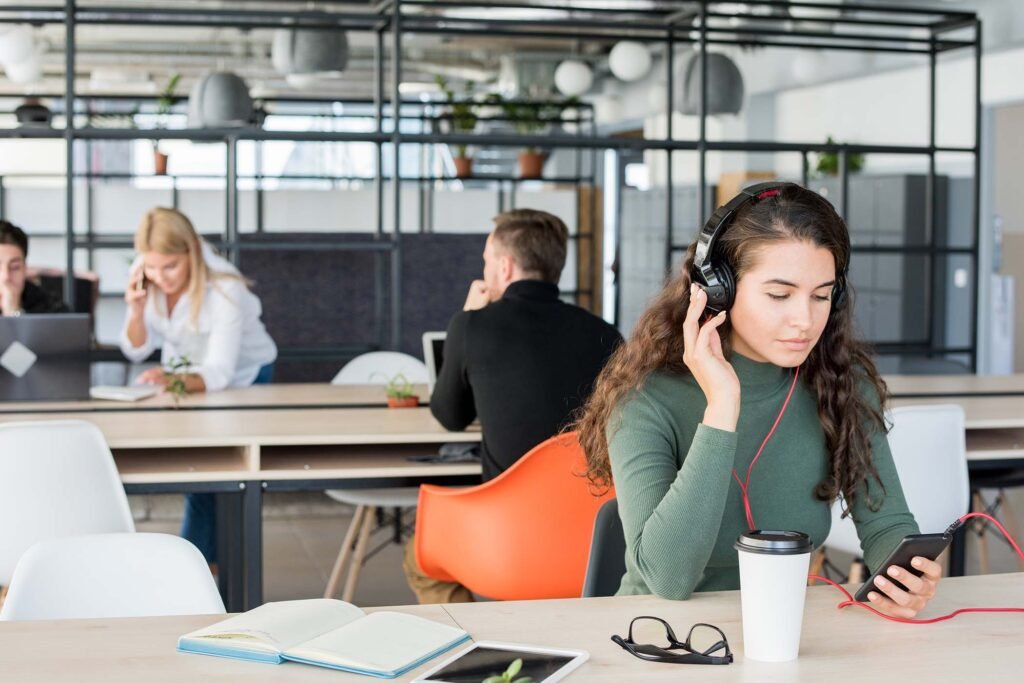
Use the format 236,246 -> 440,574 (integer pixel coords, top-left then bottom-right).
0,383 -> 429,414
0,573 -> 1019,682
0,403 -> 482,611
886,372 -> 1024,399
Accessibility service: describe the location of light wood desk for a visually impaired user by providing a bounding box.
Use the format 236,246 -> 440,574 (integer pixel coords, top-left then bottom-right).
0,401 -> 482,611
886,372 -> 1024,398
0,383 -> 428,414
0,573 -> 1019,682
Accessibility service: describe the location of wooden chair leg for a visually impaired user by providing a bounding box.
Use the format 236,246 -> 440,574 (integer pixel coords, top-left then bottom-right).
324,505 -> 368,599
342,505 -> 377,603
995,490 -> 1024,570
808,549 -> 826,584
973,491 -> 991,575
848,559 -> 866,585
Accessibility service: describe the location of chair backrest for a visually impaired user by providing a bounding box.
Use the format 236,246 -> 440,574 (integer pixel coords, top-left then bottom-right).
825,404 -> 970,556
581,498 -> 626,598
331,351 -> 429,385
415,432 -> 614,601
0,420 -> 135,585
0,533 -> 225,620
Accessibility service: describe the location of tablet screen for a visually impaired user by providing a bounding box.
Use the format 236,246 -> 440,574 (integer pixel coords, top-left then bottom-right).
421,646 -> 575,683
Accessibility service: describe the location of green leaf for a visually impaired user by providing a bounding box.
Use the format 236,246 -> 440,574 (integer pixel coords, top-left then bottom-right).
482,676 -> 504,683
506,659 -> 523,678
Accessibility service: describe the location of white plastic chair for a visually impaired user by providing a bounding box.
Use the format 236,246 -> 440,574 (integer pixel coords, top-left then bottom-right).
0,420 -> 135,588
325,351 -> 429,601
0,533 -> 224,620
823,404 -> 970,577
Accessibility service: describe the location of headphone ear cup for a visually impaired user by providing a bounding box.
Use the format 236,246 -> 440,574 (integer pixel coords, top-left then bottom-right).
704,263 -> 735,313
831,277 -> 848,313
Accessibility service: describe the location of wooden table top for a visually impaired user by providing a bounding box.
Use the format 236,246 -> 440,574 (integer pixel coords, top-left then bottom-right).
0,573 -> 1019,682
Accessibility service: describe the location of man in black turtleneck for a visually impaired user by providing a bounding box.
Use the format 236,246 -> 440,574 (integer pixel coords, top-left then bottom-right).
404,208 -> 622,604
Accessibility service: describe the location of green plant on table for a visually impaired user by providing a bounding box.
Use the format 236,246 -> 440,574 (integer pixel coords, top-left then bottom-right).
384,372 -> 416,400
814,135 -> 865,176
482,657 -> 532,683
163,354 -> 192,405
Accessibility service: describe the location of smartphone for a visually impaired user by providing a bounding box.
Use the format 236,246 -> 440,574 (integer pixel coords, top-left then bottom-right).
853,533 -> 950,602
136,272 -> 148,291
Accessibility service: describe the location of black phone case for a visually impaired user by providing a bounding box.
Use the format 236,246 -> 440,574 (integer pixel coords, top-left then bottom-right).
853,533 -> 950,602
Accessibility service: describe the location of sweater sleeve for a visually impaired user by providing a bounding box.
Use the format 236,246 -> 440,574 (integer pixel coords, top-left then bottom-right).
608,391 -> 738,600
849,389 -> 920,573
429,310 -> 476,431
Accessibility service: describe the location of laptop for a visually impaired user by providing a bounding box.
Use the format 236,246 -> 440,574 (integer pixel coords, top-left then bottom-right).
0,314 -> 91,401
421,331 -> 446,396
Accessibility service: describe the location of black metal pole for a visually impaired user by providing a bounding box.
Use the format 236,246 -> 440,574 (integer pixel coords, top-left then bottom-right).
374,26 -> 386,349
390,0 -> 402,351
698,3 -> 709,254
665,26 -> 676,277
63,0 -> 76,308
226,136 -> 239,265
970,20 -> 983,371
925,37 -> 938,359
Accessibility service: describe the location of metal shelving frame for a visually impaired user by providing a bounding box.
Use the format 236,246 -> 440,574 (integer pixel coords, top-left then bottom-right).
0,0 -> 981,367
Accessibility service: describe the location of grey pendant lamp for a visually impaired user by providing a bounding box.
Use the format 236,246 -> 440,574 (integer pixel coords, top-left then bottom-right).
188,72 -> 254,128
679,52 -> 745,116
272,28 -> 349,86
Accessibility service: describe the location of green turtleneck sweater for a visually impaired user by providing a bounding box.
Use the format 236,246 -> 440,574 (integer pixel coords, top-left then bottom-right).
608,353 -> 919,599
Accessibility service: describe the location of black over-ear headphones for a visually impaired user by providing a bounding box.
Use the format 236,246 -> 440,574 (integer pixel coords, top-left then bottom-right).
690,181 -> 848,316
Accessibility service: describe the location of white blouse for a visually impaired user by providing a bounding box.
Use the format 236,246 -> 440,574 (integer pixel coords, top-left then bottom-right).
119,243 -> 278,391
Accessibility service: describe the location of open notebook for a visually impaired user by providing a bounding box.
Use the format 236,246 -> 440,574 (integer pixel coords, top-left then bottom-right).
177,599 -> 470,679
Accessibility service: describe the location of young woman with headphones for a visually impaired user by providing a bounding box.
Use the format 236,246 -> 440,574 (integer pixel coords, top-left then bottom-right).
576,182 -> 942,619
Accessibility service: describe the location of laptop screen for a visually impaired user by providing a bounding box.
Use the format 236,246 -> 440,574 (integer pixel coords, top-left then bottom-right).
0,314 -> 91,401
422,331 -> 446,395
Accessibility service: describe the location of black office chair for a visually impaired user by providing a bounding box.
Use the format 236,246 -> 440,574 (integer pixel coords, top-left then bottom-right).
581,498 -> 626,598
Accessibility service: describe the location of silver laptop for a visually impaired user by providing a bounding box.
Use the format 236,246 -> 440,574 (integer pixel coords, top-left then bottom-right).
0,314 -> 91,401
421,331 -> 446,396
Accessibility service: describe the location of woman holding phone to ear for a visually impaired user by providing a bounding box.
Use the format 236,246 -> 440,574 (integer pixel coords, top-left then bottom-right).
121,207 -> 277,566
576,183 -> 942,619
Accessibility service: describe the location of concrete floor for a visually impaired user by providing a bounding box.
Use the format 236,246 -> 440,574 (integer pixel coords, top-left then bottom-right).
133,492 -> 417,608
133,489 -> 1024,609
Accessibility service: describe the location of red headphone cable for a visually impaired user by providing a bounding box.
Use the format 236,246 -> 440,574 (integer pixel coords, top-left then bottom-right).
809,512 -> 1024,624
733,366 -> 801,530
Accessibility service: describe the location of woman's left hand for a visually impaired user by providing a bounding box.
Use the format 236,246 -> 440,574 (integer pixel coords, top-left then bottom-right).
136,367 -> 169,386
866,556 -> 942,618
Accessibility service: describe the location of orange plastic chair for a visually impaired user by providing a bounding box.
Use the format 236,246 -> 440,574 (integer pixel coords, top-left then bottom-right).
415,432 -> 614,601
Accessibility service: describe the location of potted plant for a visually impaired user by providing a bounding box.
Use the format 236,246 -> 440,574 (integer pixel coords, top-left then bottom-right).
384,372 -> 419,408
163,354 -> 192,406
153,73 -> 181,175
499,96 -> 577,179
483,658 -> 532,683
814,135 -> 865,177
436,75 -> 478,178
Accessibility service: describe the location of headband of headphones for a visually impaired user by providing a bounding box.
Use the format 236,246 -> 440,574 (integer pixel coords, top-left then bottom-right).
692,181 -> 790,272
690,181 -> 849,315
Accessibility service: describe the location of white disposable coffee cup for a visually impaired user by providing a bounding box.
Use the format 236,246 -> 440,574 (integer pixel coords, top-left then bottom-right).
734,530 -> 814,663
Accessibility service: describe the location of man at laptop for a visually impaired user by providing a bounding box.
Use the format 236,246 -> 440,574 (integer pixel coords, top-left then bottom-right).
404,208 -> 623,603
0,221 -> 68,316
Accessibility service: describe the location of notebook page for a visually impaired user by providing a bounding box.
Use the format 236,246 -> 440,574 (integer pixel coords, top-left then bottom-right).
283,611 -> 469,674
181,599 -> 365,654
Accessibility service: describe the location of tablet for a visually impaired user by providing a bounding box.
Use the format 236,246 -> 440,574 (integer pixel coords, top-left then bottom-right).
413,641 -> 588,683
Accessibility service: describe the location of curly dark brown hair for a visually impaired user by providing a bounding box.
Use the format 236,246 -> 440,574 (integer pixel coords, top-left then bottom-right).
575,183 -> 889,513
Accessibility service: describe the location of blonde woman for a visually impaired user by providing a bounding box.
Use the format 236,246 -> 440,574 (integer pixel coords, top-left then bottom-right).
120,207 -> 277,565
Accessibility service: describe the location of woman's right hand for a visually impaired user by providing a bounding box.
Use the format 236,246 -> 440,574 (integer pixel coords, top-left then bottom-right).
125,264 -> 147,317
682,283 -> 741,432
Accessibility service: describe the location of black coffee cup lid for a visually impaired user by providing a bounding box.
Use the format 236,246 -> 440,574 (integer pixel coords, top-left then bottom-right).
734,530 -> 813,555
